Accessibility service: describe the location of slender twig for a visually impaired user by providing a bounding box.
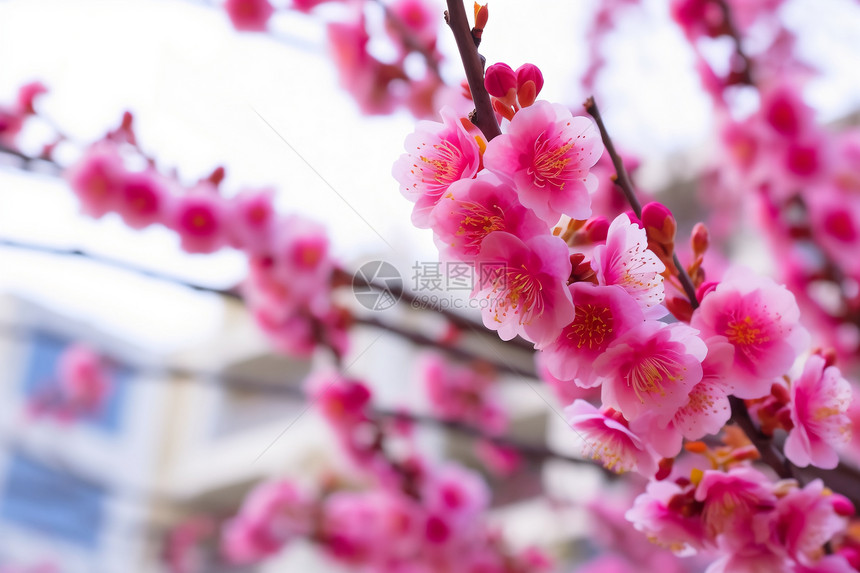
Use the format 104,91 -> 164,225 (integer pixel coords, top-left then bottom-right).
443,0 -> 501,141
353,315 -> 535,379
584,97 -> 700,308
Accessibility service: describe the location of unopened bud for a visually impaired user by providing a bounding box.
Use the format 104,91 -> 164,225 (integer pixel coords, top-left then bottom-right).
665,295 -> 693,322
583,216 -> 609,243
517,80 -> 537,107
484,63 -> 517,98
831,494 -> 856,517
641,202 -> 677,245
691,222 -> 709,257
473,2 -> 489,30
516,63 -> 544,96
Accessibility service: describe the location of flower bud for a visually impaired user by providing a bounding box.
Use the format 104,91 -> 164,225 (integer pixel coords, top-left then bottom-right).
484,63 -> 517,98
696,281 -> 718,302
583,216 -> 609,244
691,222 -> 709,257
641,202 -> 677,245
474,2 -> 489,30
516,63 -> 544,96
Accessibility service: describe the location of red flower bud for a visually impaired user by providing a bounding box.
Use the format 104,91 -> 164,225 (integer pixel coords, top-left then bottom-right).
641,202 -> 677,245
474,2 -> 489,30
484,63 -> 517,98
516,63 -> 544,96
691,222 -> 709,257
583,216 -> 609,244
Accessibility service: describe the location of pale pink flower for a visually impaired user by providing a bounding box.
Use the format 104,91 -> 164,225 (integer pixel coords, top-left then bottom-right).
565,400 -> 658,476
388,0 -> 438,51
222,480 -> 312,564
672,336 -> 734,440
594,321 -> 707,424
428,173 -> 548,262
65,144 -> 124,218
483,100 -> 602,224
226,188 -> 276,254
695,467 -> 777,550
420,354 -> 506,433
472,232 -> 574,347
58,344 -> 110,416
591,213 -> 667,319
705,544 -> 791,573
534,350 -> 600,405
116,170 -> 169,229
691,267 -> 809,398
626,480 -> 707,555
270,215 -> 333,311
422,465 -> 490,537
784,354 -> 853,469
628,411 -> 684,458
775,480 -> 849,566
169,189 -> 227,254
393,107 -> 483,228
224,0 -> 274,31
540,283 -> 644,389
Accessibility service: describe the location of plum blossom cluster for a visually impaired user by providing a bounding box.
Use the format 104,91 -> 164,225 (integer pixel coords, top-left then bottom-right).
63,112 -> 349,359
224,0 -> 452,118
395,48 -> 858,570
420,354 -> 522,475
628,464 -> 858,572
28,344 -> 112,423
0,81 -> 47,150
217,369 -> 550,573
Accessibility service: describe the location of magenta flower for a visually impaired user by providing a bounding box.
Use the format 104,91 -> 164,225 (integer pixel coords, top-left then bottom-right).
672,336 -> 733,440
565,400 -> 658,476
483,100 -> 602,224
428,173 -> 548,262
541,283 -> 644,389
626,480 -> 707,555
694,467 -> 777,549
473,232 -> 574,347
271,215 -> 333,309
594,321 -> 707,424
65,144 -> 124,218
420,354 -> 506,433
393,107 -> 483,228
222,480 -> 312,564
58,344 -> 110,417
224,0 -> 274,32
691,268 -> 809,399
169,190 -> 227,254
775,480 -> 849,567
226,188 -> 276,254
591,213 -> 667,319
116,170 -> 168,229
784,354 -> 853,469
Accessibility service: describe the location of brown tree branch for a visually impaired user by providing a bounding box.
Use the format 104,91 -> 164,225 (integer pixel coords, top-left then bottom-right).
443,0 -> 501,141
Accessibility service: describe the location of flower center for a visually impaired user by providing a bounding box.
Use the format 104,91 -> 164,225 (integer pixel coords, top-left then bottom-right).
725,315 -> 768,347
419,139 -> 464,186
457,201 -> 506,250
567,304 -> 613,350
626,354 -> 681,403
529,133 -> 575,189
488,265 -> 543,324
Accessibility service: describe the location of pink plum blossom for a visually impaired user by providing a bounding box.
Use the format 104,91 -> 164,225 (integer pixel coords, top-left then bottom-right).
270,215 -> 333,311
540,282 -> 644,389
775,480 -> 850,566
226,188 -> 276,254
565,400 -> 658,476
594,321 -> 707,424
224,0 -> 274,32
625,479 -> 707,555
483,100 -> 602,224
691,267 -> 809,398
116,170 -> 169,229
421,465 -> 490,539
784,354 -> 853,469
58,344 -> 110,417
428,173 -> 548,262
222,480 -> 313,563
169,189 -> 227,254
472,232 -> 574,347
393,107 -> 483,227
65,144 -> 124,218
591,213 -> 667,319
694,466 -> 777,550
672,336 -> 734,440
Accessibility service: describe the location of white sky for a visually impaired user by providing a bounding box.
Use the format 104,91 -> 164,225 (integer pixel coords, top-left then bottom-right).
0,0 -> 858,351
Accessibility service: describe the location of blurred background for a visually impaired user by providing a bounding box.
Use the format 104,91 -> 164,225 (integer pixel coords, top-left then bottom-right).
0,0 -> 859,571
